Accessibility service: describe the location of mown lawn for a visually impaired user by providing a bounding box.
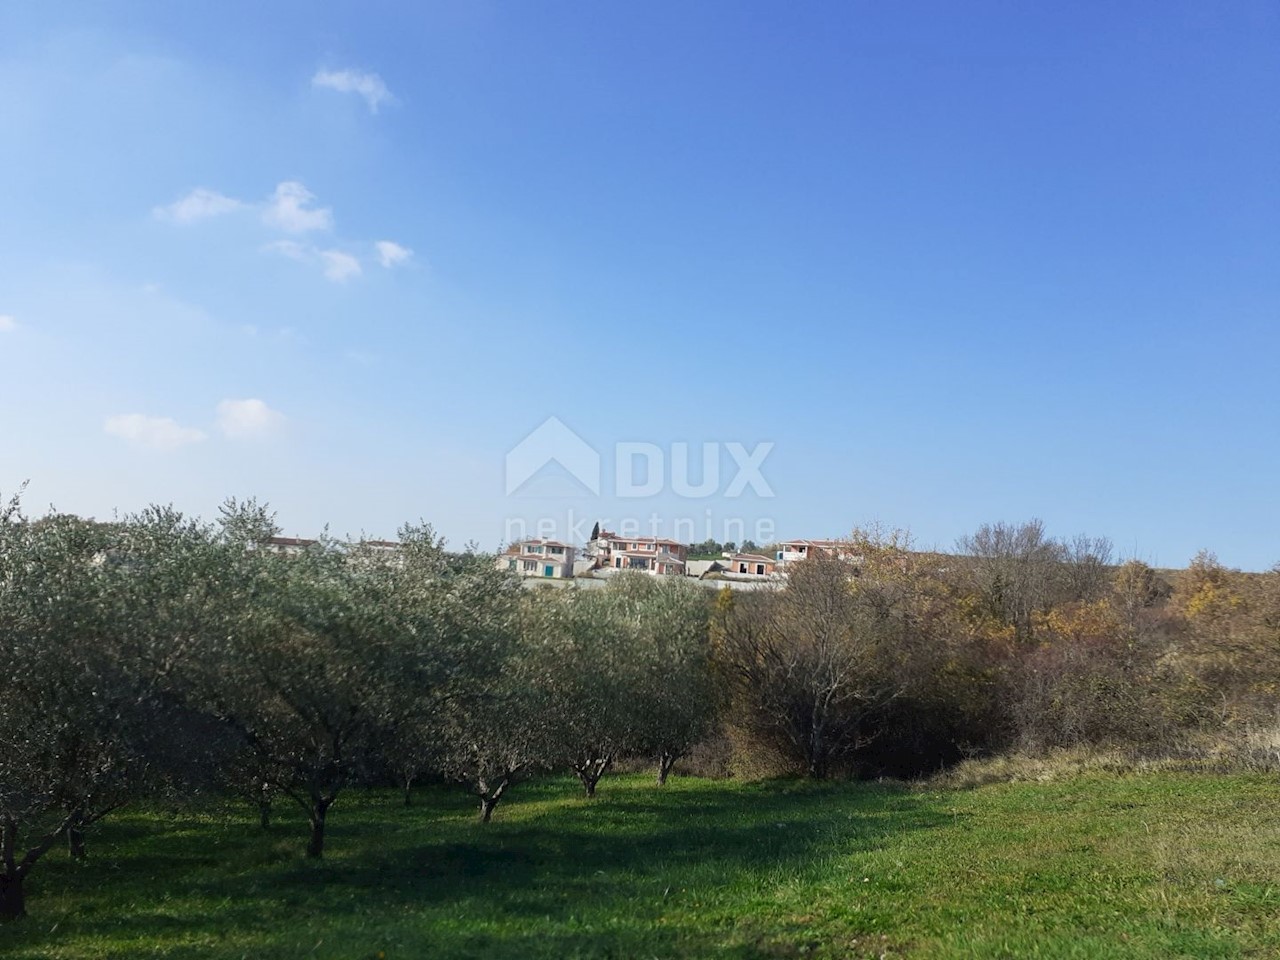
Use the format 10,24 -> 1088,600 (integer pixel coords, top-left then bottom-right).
3,772 -> 1279,959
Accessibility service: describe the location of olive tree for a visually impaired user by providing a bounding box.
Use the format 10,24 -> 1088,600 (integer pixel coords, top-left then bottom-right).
435,658 -> 554,821
0,499 -> 217,919
527,576 -> 714,794
180,524 -> 403,859
164,510 -> 517,857
615,577 -> 715,785
375,531 -> 528,819
530,581 -> 649,797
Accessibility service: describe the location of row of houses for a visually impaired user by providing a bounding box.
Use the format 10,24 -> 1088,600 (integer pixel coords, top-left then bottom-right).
497,532 -> 856,582
258,533 -> 856,584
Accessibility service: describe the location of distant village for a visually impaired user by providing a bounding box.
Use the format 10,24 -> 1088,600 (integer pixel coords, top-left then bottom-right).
498,529 -> 854,583
261,529 -> 855,586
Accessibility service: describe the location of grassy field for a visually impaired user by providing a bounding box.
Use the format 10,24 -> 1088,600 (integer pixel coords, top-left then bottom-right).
3,771 -> 1279,959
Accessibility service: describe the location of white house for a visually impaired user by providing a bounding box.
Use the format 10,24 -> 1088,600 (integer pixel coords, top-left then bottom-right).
498,538 -> 577,579
775,538 -> 858,567
586,530 -> 688,576
725,552 -> 779,578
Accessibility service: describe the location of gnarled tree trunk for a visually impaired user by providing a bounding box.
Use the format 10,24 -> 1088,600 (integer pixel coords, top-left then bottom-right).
573,755 -> 613,797
2,818 -> 37,920
476,775 -> 512,823
656,751 -> 677,786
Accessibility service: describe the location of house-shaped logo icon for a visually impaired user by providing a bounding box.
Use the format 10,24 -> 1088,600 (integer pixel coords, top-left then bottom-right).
505,416 -> 601,496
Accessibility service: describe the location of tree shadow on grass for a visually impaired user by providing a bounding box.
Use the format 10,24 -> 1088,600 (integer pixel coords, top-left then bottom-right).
7,780 -> 949,960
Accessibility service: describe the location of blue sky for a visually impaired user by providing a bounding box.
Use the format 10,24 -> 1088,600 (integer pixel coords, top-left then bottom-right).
1,2 -> 1277,567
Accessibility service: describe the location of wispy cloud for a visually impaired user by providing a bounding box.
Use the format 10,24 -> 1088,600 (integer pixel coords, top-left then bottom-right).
375,240 -> 413,268
153,187 -> 245,223
0,314 -> 17,333
156,181 -> 406,284
312,68 -> 393,113
104,414 -> 207,450
266,241 -> 363,283
158,183 -> 330,233
320,250 -> 362,283
216,398 -> 286,440
262,181 -> 333,233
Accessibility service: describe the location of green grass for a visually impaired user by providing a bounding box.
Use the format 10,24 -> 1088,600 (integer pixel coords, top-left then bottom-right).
4,772 -> 1280,958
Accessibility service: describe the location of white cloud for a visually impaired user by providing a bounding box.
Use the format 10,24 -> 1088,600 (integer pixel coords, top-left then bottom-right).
216,398 -> 286,440
104,414 -> 207,450
375,240 -> 412,268
320,250 -> 362,283
263,239 -> 361,283
0,315 -> 17,333
153,188 -> 245,223
312,68 -> 393,113
262,181 -> 333,233
153,182 -> 398,286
